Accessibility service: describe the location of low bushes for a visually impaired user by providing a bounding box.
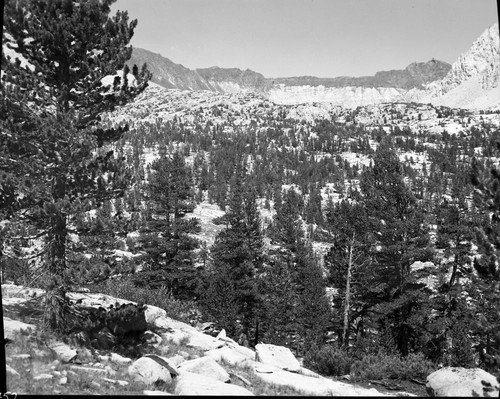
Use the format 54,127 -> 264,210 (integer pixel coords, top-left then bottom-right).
89,278 -> 202,325
304,345 -> 436,382
350,352 -> 435,381
303,345 -> 353,376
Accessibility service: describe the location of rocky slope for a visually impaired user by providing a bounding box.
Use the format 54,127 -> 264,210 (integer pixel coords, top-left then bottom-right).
127,48 -> 270,93
129,23 -> 499,109
3,283 -> 411,396
422,22 -> 500,109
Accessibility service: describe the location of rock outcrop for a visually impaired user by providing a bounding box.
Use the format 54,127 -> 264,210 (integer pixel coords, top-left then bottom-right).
426,367 -> 500,397
255,343 -> 301,372
128,356 -> 175,386
174,371 -> 254,395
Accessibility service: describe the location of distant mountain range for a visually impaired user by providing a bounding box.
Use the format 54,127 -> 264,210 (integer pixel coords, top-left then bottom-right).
128,48 -> 450,92
127,23 -> 500,109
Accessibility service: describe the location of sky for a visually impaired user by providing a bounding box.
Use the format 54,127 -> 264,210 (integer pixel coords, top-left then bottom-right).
111,0 -> 499,79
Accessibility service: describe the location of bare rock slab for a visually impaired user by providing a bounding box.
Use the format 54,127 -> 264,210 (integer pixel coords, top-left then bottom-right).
3,317 -> 36,341
255,343 -> 301,372
206,346 -> 248,366
177,356 -> 230,382
174,371 -> 254,396
251,365 -> 386,396
426,367 -> 500,397
50,342 -> 78,363
128,356 -> 174,386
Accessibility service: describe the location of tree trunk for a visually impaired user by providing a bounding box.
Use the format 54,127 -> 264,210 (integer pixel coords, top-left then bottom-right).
44,206 -> 68,332
342,232 -> 355,348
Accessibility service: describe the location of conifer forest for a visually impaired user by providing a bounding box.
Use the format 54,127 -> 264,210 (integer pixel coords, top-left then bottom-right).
1,0 -> 500,394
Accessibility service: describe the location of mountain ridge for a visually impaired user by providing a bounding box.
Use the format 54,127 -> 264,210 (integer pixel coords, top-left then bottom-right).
128,47 -> 451,91
127,22 -> 499,109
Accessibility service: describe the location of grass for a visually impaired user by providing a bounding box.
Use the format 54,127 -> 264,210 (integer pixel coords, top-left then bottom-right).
4,329 -> 175,395
4,284 -> 427,396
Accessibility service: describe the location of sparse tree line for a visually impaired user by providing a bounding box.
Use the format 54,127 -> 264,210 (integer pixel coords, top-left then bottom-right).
1,0 -> 499,378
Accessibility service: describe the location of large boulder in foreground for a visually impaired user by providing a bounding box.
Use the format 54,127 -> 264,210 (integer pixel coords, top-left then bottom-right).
128,356 -> 175,386
174,371 -> 253,396
255,343 -> 301,372
426,367 -> 500,397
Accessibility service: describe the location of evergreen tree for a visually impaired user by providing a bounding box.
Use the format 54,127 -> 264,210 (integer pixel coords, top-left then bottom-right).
469,146 -> 500,372
359,139 -> 431,356
203,162 -> 264,343
1,0 -> 151,331
137,152 -> 200,298
324,200 -> 372,348
265,187 -> 330,353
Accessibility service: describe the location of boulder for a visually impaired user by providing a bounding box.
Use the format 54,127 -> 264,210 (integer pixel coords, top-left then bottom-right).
128,356 -> 173,386
50,342 -> 78,363
255,343 -> 301,372
3,317 -> 36,341
143,354 -> 179,377
154,315 -> 223,350
206,346 -> 249,366
177,356 -> 231,382
144,305 -> 167,324
426,367 -> 500,397
227,342 -> 255,360
174,371 -> 254,396
216,329 -> 227,340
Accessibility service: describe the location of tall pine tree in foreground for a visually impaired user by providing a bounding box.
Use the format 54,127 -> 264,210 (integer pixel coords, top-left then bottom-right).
1,0 -> 151,332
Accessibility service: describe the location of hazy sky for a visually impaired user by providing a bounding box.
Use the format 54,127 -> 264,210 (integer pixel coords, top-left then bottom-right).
111,0 -> 499,78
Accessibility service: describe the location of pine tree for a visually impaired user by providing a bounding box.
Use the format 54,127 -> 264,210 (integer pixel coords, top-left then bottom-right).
136,152 -> 200,298
324,200 -> 372,348
469,145 -> 500,372
265,187 -> 330,352
359,139 -> 431,356
1,0 -> 151,331
204,162 -> 264,342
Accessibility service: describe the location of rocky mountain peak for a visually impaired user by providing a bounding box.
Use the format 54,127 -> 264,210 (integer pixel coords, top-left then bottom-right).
435,23 -> 499,93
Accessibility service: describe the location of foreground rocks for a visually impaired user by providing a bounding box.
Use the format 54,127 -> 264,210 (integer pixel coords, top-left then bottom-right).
255,343 -> 301,372
128,356 -> 176,386
3,317 -> 36,342
426,367 -> 500,397
4,283 -> 413,396
177,356 -> 230,382
174,371 -> 254,395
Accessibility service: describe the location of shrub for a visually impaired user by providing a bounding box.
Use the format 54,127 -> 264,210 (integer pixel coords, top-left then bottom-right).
303,345 -> 354,376
350,352 -> 435,381
89,278 -> 202,325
